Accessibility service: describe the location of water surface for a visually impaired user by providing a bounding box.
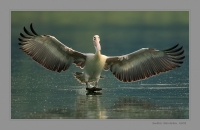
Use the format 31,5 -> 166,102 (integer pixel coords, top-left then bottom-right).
11,57 -> 189,119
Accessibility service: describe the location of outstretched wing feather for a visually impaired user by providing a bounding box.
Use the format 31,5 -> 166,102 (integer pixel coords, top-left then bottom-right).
18,23 -> 87,72
105,44 -> 185,82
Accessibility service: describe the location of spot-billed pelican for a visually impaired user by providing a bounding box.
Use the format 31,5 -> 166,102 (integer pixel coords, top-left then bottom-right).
18,23 -> 185,90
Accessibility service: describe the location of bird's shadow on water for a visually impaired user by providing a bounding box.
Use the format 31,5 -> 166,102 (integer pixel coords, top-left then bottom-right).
86,91 -> 102,95
85,87 -> 103,95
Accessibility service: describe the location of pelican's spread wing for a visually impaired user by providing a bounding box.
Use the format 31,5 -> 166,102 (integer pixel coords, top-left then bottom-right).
104,44 -> 185,82
18,23 -> 87,72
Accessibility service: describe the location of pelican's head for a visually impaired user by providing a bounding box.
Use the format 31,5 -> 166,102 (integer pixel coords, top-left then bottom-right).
93,35 -> 101,52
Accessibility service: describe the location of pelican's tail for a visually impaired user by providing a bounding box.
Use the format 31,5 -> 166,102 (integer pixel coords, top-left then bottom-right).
73,72 -> 104,84
73,72 -> 85,84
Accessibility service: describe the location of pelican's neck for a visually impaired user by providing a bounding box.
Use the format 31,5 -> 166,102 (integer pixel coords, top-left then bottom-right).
95,50 -> 101,59
93,35 -> 101,58
95,50 -> 101,55
94,41 -> 101,55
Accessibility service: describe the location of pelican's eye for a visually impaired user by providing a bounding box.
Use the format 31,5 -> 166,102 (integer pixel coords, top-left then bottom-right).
93,37 -> 96,40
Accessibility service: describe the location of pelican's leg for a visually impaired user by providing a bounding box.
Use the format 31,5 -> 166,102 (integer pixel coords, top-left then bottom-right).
86,81 -> 89,88
94,81 -> 98,88
94,78 -> 100,88
84,73 -> 90,88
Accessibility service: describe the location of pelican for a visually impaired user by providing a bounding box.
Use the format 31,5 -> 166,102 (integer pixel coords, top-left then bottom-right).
18,23 -> 185,90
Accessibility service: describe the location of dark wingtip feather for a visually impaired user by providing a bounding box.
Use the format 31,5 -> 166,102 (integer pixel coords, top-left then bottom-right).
174,61 -> 184,64
30,23 -> 38,35
171,56 -> 185,60
23,26 -> 34,36
164,44 -> 179,51
166,46 -> 183,53
20,33 -> 25,38
172,50 -> 184,56
20,33 -> 31,38
18,38 -> 27,42
18,38 -> 22,41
